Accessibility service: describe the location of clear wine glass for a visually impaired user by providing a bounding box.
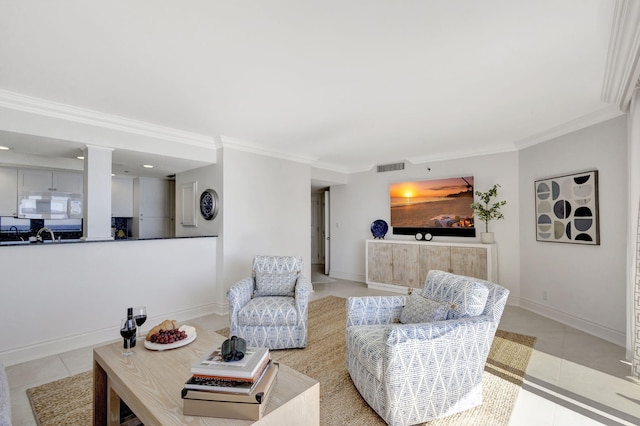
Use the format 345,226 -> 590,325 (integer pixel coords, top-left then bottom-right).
133,306 -> 147,339
120,318 -> 137,356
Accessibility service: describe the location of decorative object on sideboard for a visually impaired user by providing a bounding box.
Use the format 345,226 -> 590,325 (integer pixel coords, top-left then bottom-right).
414,232 -> 433,241
534,170 -> 599,245
470,184 -> 507,244
370,219 -> 388,239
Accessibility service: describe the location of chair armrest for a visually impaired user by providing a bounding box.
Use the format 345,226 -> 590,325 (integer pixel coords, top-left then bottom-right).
227,277 -> 254,328
384,315 -> 496,345
293,275 -> 311,324
294,275 -> 312,300
346,295 -> 407,327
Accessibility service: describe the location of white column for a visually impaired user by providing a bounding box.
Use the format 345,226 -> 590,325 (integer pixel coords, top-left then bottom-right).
83,145 -> 113,241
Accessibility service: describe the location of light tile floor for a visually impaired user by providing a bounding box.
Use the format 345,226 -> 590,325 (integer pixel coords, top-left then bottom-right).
6,273 -> 640,425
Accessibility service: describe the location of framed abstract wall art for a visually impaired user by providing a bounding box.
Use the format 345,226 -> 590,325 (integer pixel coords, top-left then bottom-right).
534,170 -> 599,245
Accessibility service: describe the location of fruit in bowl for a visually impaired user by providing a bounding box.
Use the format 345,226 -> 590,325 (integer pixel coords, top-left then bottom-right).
146,319 -> 188,344
149,328 -> 188,344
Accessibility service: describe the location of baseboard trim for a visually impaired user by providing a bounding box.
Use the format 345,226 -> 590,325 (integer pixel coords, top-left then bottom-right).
519,297 -> 625,347
0,304 -> 218,366
329,270 -> 365,283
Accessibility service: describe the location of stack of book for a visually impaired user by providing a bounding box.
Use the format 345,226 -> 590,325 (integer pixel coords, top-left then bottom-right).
182,346 -> 278,420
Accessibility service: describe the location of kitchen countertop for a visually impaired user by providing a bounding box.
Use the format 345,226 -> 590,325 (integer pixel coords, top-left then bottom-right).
0,235 -> 217,247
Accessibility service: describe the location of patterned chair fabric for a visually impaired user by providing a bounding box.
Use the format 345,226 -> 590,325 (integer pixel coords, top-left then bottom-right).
0,362 -> 10,426
227,255 -> 310,349
346,270 -> 509,426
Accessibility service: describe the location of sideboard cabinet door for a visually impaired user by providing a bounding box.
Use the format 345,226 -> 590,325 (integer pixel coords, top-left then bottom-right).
451,247 -> 488,280
367,241 -> 393,284
391,244 -> 420,288
420,245 -> 451,283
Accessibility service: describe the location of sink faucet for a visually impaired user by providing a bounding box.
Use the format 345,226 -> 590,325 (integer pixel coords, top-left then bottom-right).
8,226 -> 24,241
36,227 -> 55,242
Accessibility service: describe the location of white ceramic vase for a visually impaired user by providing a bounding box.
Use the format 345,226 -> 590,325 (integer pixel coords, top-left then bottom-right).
480,232 -> 495,244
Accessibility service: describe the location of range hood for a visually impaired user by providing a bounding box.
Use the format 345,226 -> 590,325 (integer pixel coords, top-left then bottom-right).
17,191 -> 82,219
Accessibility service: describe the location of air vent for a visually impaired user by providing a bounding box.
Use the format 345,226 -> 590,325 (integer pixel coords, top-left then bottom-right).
376,162 -> 405,173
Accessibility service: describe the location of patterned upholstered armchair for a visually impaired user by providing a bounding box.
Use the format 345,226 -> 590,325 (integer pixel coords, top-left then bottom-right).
227,255 -> 311,350
0,362 -> 10,426
345,270 -> 509,426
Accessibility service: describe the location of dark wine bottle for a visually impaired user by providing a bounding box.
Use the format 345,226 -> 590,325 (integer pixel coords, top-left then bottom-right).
123,307 -> 137,349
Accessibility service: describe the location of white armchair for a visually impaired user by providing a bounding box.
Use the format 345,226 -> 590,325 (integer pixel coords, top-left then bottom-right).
345,270 -> 509,426
227,255 -> 310,350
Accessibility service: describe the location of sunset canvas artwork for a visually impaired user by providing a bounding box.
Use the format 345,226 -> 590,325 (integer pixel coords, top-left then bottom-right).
390,176 -> 475,229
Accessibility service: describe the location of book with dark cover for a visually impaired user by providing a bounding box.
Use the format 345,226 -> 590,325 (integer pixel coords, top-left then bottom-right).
191,346 -> 269,380
185,359 -> 271,394
182,361 -> 278,403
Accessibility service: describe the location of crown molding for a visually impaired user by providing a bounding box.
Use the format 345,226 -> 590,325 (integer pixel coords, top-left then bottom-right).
513,105 -> 624,150
310,160 -> 372,174
601,0 -> 640,111
0,89 -> 218,148
220,135 -> 317,164
407,143 -> 518,166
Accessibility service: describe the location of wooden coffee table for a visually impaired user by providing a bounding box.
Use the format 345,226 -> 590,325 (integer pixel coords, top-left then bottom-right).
93,326 -> 319,425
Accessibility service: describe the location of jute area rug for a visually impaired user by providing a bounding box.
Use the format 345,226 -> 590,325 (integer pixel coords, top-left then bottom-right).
27,295 -> 535,426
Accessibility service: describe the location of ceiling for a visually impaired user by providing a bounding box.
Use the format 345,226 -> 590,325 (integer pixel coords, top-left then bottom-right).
0,1 -> 638,176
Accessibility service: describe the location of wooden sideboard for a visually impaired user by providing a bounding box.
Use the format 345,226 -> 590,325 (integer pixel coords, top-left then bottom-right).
365,239 -> 498,293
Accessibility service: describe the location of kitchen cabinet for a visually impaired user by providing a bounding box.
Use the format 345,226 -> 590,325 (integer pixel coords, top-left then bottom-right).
0,167 -> 18,216
111,176 -> 133,217
366,240 -> 497,292
18,168 -> 83,193
132,177 -> 174,238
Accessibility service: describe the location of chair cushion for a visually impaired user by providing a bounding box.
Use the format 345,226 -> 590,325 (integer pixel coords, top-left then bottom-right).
422,271 -> 489,319
399,291 -> 450,324
238,296 -> 299,326
346,325 -> 386,381
254,271 -> 298,297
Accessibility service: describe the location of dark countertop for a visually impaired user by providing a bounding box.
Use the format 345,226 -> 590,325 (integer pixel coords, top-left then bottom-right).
0,235 -> 218,247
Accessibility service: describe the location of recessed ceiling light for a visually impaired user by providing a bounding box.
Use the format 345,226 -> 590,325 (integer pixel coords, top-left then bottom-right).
77,156 -> 84,160
142,164 -> 154,168
0,146 -> 10,150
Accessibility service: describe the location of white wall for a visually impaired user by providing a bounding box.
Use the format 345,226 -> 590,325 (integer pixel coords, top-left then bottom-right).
0,237 -> 217,366
219,148 -> 311,295
329,152 -> 521,300
519,115 -> 628,346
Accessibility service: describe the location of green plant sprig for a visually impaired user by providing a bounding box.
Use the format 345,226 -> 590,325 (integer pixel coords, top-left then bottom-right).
470,184 -> 507,233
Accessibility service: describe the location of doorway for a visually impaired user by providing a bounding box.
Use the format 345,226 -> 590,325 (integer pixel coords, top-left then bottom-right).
311,188 -> 331,283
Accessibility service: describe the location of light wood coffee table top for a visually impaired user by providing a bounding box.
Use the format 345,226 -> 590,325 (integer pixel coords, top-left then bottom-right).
93,325 -> 319,425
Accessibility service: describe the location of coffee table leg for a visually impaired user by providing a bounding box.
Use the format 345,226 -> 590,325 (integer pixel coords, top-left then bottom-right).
108,385 -> 122,426
93,360 -> 107,425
